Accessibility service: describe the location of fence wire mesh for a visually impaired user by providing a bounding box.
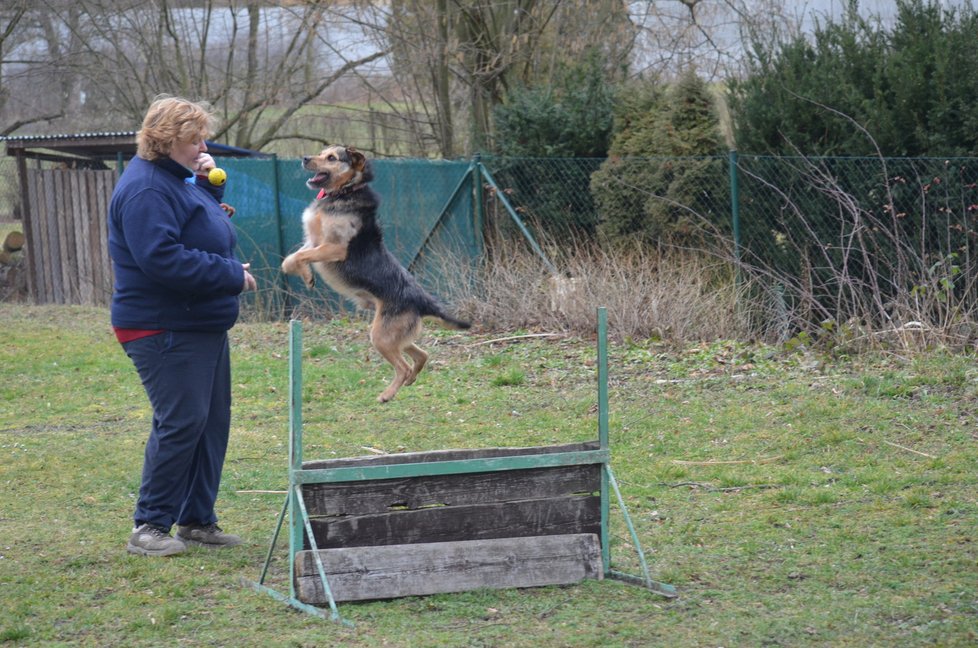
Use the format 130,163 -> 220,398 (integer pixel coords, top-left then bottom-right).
7,152 -> 978,345
483,154 -> 978,342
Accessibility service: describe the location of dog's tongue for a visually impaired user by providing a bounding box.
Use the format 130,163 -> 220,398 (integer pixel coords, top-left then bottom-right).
312,172 -> 329,184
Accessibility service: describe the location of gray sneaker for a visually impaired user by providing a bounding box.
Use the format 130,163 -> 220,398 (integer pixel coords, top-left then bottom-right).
176,523 -> 242,548
127,523 -> 187,557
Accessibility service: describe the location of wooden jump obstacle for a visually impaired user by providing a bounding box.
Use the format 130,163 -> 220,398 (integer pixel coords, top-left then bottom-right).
248,308 -> 675,624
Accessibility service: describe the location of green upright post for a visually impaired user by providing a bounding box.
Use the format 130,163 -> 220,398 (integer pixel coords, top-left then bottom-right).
472,154 -> 485,259
597,307 -> 611,574
288,320 -> 304,599
729,150 -> 742,271
271,154 -> 291,316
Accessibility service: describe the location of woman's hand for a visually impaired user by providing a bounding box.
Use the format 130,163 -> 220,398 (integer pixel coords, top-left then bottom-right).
242,263 -> 257,292
192,153 -> 217,174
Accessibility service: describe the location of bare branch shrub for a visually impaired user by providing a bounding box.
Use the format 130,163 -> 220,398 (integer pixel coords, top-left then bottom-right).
443,229 -> 748,344
735,153 -> 978,352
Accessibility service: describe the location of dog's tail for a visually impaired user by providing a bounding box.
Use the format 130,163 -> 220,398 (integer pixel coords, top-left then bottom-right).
438,313 -> 472,330
424,303 -> 472,330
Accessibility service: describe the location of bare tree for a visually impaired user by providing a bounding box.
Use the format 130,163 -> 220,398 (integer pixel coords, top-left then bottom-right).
1,1 -> 388,151
339,0 -> 636,157
627,0 -> 805,80
0,0 -> 66,135
1,0 -> 809,155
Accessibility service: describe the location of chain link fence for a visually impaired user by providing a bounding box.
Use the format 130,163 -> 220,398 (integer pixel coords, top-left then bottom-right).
6,151 -> 978,345
483,154 -> 978,344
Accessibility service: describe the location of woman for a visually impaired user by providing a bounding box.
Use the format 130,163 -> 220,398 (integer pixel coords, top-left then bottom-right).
108,95 -> 257,556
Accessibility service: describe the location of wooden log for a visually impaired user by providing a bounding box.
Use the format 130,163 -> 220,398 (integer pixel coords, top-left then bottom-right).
301,463 -> 600,517
306,494 -> 600,549
2,231 -> 24,253
294,533 -> 603,604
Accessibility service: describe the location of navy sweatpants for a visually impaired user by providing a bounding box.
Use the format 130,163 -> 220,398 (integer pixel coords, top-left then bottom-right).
123,330 -> 231,531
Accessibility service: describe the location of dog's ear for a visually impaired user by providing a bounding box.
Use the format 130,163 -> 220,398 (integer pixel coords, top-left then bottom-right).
347,146 -> 373,183
347,147 -> 365,170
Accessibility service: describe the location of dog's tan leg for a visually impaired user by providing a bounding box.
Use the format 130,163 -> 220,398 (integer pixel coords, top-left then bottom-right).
374,346 -> 412,403
281,251 -> 315,288
403,344 -> 428,386
370,311 -> 422,403
293,242 -> 348,265
282,242 -> 350,289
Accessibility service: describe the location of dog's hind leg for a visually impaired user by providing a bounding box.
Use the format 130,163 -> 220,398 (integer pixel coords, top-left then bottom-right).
374,346 -> 412,403
370,311 -> 422,403
403,344 -> 428,386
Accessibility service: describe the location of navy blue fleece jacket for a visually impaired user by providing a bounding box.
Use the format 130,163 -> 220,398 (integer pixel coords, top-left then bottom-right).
108,155 -> 244,331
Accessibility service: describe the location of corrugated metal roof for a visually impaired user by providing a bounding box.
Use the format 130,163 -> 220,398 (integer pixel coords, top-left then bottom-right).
2,131 -> 268,161
0,131 -> 137,142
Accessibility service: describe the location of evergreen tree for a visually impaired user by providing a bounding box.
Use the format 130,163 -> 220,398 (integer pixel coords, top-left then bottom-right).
492,49 -> 615,157
729,0 -> 978,156
591,70 -> 727,245
490,50 -> 616,239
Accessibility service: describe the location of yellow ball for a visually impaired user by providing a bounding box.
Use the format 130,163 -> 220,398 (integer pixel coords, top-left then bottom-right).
207,167 -> 227,186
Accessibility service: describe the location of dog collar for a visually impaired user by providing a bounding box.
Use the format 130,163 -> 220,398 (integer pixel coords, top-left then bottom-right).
317,182 -> 364,201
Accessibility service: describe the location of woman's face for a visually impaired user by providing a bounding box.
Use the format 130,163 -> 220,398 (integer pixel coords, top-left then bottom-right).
169,134 -> 207,170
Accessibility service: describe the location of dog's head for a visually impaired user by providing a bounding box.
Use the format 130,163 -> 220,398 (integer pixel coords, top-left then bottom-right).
302,145 -> 373,195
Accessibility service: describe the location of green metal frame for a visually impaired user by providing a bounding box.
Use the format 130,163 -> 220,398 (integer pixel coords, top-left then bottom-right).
247,307 -> 675,625
408,156 -> 558,277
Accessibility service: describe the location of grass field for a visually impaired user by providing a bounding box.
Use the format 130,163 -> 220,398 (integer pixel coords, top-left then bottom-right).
1,304 -> 976,647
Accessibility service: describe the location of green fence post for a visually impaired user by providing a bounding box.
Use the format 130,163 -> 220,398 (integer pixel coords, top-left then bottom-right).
272,155 -> 294,316
729,149 -> 741,270
597,307 -> 611,574
478,164 -> 559,275
473,154 -> 485,258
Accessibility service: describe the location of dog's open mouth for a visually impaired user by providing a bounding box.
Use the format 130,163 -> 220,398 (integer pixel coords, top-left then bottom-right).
307,172 -> 330,188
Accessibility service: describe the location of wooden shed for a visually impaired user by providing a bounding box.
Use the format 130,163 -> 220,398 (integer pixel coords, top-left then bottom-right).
3,132 -> 264,306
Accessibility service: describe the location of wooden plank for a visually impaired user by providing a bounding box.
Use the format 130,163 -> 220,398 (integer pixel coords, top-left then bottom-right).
25,169 -> 51,304
294,533 -> 603,603
301,441 -> 599,471
94,171 -> 114,305
302,464 -> 600,517
44,171 -> 64,303
307,495 -> 600,549
296,449 -> 608,486
73,171 -> 93,304
82,171 -> 99,305
54,170 -> 74,303
35,169 -> 56,303
13,153 -> 37,300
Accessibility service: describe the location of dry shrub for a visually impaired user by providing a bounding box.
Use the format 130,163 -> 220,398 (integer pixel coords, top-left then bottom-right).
737,152 -> 978,353
443,235 -> 750,343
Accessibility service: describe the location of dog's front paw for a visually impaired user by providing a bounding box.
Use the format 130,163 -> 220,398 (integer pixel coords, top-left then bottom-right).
281,255 -> 298,275
302,269 -> 315,289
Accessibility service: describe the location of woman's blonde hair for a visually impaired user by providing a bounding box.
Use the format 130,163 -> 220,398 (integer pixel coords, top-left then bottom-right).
136,95 -> 217,161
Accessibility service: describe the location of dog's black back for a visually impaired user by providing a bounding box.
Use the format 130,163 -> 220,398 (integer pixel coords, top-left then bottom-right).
326,184 -> 469,329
